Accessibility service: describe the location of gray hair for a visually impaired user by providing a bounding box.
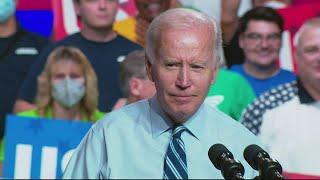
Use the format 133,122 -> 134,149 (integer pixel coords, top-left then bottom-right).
145,8 -> 222,65
119,50 -> 148,98
294,17 -> 320,50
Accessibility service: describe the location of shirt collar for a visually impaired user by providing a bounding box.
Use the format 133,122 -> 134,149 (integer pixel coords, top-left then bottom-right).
181,103 -> 206,141
149,96 -> 173,138
297,78 -> 316,104
149,96 -> 204,141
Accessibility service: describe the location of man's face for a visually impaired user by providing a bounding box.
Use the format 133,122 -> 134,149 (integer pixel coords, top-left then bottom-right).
135,0 -> 170,22
147,28 -> 217,123
296,27 -> 320,86
239,20 -> 282,68
74,0 -> 119,30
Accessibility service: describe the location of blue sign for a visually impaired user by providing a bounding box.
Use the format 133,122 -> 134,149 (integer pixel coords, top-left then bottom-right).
3,115 -> 93,179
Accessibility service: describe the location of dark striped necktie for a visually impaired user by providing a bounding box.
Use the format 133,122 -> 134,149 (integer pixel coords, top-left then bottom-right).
163,125 -> 188,179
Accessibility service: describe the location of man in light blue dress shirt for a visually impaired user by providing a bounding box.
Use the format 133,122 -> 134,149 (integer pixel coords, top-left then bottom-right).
63,8 -> 262,179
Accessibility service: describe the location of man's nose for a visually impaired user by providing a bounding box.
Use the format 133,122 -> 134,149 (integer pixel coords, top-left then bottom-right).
175,66 -> 191,89
98,0 -> 107,9
260,37 -> 269,48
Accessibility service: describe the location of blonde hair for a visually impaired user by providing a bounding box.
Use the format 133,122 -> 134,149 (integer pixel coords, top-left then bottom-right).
36,46 -> 99,121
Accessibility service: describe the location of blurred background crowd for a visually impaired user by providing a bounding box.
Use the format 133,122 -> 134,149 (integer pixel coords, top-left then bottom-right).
1,0 -> 320,178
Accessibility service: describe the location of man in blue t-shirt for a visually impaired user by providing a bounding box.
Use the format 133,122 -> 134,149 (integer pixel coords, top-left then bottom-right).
229,7 -> 295,97
14,0 -> 141,113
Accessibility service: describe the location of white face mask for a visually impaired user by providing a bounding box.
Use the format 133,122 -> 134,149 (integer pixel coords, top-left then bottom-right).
0,0 -> 15,23
51,77 -> 86,108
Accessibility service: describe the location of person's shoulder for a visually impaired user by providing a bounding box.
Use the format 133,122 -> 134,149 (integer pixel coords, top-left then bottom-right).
114,34 -> 141,47
240,80 -> 298,133
92,100 -> 149,131
218,68 -> 237,75
38,33 -> 82,54
229,64 -> 244,73
258,80 -> 297,103
229,64 -> 242,70
217,69 -> 249,83
17,109 -> 39,118
278,68 -> 296,78
203,104 -> 239,128
244,80 -> 298,114
18,29 -> 50,50
92,110 -> 106,121
266,96 -> 298,115
203,104 -> 259,140
279,68 -> 295,74
21,30 -> 49,44
56,32 -> 82,45
210,69 -> 252,95
107,99 -> 149,123
261,96 -> 300,131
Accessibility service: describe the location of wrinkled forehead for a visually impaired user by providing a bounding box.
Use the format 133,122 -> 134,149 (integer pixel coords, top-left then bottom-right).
152,28 -> 215,63
156,25 -> 215,49
135,0 -> 169,5
146,8 -> 220,62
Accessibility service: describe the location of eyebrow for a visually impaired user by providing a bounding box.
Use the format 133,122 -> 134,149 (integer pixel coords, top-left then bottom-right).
245,32 -> 281,35
303,45 -> 319,50
190,61 -> 209,66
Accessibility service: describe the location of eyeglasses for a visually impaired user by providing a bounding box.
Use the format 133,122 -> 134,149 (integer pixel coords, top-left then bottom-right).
243,33 -> 281,44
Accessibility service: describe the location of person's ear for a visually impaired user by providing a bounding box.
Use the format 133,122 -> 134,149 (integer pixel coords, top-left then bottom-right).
294,47 -> 301,72
239,34 -> 245,49
211,66 -> 218,84
129,77 -> 141,97
145,55 -> 154,82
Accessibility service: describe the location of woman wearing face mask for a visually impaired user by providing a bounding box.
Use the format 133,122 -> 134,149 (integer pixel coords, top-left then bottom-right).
0,46 -> 104,174
18,46 -> 104,121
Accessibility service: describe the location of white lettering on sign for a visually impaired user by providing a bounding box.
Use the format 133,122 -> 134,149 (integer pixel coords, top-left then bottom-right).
14,144 -> 32,179
40,146 -> 58,179
13,144 -> 74,179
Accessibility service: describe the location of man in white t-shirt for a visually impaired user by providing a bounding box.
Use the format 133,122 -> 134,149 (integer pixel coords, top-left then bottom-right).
258,17 -> 320,177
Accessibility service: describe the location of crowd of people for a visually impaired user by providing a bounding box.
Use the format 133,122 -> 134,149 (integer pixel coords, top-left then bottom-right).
1,0 -> 320,178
